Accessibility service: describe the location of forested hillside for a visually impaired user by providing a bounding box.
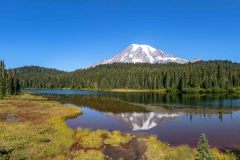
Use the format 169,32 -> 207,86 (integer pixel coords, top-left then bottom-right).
0,61 -> 21,96
15,61 -> 240,92
14,66 -> 69,89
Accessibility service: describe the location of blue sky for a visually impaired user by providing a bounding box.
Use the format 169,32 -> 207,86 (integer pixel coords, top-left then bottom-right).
0,0 -> 240,71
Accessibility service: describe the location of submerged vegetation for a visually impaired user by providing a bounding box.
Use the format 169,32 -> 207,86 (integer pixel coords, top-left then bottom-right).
0,93 -> 238,160
16,61 -> 240,93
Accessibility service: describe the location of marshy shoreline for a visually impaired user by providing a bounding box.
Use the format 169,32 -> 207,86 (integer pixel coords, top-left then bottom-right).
0,93 -> 238,160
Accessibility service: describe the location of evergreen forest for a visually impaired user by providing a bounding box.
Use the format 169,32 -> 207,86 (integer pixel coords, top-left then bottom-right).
0,60 -> 21,97
15,60 -> 240,93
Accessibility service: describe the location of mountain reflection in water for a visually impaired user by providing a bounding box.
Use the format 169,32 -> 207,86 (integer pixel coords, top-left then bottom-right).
107,112 -> 181,131
29,90 -> 240,148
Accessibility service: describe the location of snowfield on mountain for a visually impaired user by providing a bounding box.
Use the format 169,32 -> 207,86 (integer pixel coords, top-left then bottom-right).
99,44 -> 189,65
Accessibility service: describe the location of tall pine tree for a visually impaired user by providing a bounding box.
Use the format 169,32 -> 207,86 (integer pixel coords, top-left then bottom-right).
195,133 -> 213,160
0,60 -> 21,97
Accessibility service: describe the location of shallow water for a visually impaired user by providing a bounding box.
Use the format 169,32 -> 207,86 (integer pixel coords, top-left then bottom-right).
28,89 -> 240,148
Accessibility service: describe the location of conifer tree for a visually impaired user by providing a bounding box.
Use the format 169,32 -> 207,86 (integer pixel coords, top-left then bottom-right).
0,61 -> 7,96
0,63 -> 2,96
15,77 -> 21,94
195,133 -> 213,160
6,72 -> 11,95
0,60 -> 21,96
12,61 -> 240,92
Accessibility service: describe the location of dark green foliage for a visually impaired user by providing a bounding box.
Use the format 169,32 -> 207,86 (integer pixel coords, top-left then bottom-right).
0,60 -> 21,96
14,66 -> 68,89
15,61 -> 240,92
0,61 -> 6,96
225,148 -> 240,160
0,147 -> 11,160
195,134 -> 213,160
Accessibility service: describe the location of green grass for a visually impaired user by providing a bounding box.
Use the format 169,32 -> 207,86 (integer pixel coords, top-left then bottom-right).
0,94 -> 132,159
0,93 -> 238,160
0,93 -> 81,160
143,136 -> 237,160
104,130 -> 132,145
25,87 -> 240,93
79,86 -> 240,93
109,88 -> 167,93
75,129 -> 107,149
72,150 -> 105,160
76,88 -> 167,93
65,87 -> 240,93
74,128 -> 132,149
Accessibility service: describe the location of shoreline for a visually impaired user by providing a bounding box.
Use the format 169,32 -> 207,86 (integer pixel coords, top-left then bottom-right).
0,93 -> 238,159
24,87 -> 240,93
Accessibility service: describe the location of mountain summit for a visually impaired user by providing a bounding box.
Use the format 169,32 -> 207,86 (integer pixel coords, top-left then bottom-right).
99,44 -> 188,65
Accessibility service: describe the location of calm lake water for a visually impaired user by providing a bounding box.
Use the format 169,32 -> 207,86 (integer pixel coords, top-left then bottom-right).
28,89 -> 240,148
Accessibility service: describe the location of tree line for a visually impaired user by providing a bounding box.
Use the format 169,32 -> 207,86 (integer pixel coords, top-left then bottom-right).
15,60 -> 240,92
0,60 -> 21,96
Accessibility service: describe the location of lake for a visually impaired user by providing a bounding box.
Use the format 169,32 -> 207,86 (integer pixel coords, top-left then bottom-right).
28,89 -> 240,148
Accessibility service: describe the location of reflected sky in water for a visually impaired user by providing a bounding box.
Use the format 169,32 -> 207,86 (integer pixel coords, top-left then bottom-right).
28,89 -> 240,148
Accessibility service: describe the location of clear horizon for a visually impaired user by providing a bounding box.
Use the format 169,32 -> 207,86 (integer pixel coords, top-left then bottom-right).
1,0 -> 240,71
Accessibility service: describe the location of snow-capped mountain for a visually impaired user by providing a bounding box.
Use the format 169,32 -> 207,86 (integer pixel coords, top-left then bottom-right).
190,58 -> 201,63
107,112 -> 181,131
99,44 -> 188,65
